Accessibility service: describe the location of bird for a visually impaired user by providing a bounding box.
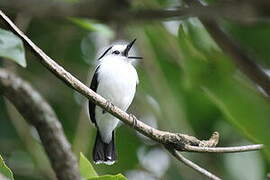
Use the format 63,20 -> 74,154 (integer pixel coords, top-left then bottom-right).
89,39 -> 142,165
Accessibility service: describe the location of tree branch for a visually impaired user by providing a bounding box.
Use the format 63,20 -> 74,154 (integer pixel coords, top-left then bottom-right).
0,0 -> 214,21
185,144 -> 264,153
167,148 -> 221,180
0,10 -> 264,179
0,69 -> 81,180
0,0 -> 269,23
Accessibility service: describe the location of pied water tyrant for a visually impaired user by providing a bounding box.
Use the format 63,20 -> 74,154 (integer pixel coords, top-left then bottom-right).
89,39 -> 142,165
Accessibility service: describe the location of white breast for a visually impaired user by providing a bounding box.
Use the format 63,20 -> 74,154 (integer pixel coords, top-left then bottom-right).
95,56 -> 138,143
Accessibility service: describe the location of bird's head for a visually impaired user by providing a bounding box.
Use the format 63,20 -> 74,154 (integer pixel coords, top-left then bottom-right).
98,39 -> 142,60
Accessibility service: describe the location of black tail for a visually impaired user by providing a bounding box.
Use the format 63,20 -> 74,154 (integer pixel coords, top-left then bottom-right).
93,131 -> 116,165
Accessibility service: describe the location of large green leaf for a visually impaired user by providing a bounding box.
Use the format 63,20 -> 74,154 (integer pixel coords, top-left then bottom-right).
79,152 -> 98,179
88,174 -> 127,180
0,155 -> 14,180
0,28 -> 26,67
178,18 -> 270,161
79,153 -> 127,180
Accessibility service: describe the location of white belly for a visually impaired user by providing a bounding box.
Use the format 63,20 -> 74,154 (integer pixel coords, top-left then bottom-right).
95,57 -> 138,143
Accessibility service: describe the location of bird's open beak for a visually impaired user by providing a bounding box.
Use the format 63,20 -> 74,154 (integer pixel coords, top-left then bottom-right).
127,56 -> 143,60
124,38 -> 143,60
124,38 -> 136,56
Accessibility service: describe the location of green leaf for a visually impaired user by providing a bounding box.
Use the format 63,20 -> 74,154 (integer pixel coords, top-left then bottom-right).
69,18 -> 114,38
79,152 -> 98,179
0,155 -> 14,180
88,174 -> 127,180
0,28 -> 26,67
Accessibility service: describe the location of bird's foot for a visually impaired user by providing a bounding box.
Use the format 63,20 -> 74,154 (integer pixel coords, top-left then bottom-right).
103,101 -> 113,114
129,113 -> 137,128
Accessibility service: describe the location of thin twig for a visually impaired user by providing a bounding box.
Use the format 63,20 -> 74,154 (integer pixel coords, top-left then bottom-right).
185,144 -> 264,153
167,148 -> 221,180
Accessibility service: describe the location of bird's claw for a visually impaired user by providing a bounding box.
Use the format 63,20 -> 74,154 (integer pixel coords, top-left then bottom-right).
103,101 -> 113,114
129,113 -> 137,128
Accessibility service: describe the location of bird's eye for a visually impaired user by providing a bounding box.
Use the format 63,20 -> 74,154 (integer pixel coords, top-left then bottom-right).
112,50 -> 120,55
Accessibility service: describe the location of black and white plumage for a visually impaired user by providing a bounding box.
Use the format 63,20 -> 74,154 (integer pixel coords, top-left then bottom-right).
89,39 -> 141,165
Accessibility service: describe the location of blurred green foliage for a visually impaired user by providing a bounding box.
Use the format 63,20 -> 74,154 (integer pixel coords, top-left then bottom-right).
0,0 -> 270,179
178,18 -> 270,161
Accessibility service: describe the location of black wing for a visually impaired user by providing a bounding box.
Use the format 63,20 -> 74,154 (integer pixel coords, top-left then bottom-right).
89,65 -> 100,126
